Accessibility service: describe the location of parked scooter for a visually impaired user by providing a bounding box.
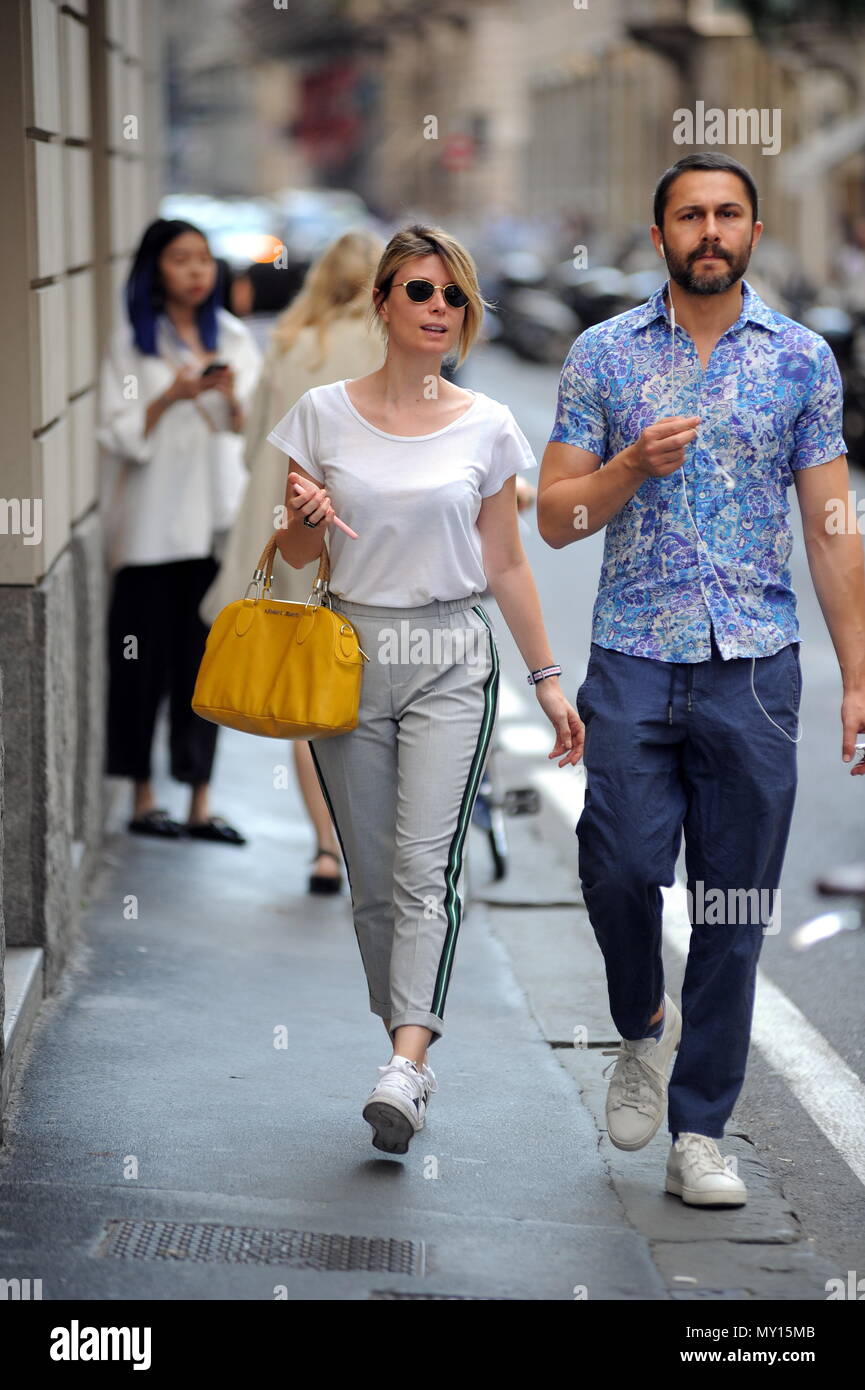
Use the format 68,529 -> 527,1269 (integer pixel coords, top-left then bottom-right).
482,251 -> 582,365
792,864 -> 865,950
551,262 -> 648,329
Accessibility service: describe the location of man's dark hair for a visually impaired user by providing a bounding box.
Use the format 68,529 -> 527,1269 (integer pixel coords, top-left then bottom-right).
653,152 -> 759,231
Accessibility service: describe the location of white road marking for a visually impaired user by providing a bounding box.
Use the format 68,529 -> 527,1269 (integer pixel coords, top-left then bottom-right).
496,676 -> 528,720
497,676 -> 865,1188
497,722 -> 556,755
532,764 -> 587,821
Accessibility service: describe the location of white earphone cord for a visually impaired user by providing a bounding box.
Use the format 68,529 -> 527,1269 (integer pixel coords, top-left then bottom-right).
667,286 -> 802,744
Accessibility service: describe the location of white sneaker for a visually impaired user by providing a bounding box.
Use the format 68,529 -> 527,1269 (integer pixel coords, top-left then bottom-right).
601,993 -> 682,1150
362,1055 -> 429,1154
666,1132 -> 748,1207
419,1061 -> 438,1116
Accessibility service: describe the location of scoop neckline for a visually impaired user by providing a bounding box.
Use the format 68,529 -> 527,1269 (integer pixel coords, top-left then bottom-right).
338,379 -> 480,440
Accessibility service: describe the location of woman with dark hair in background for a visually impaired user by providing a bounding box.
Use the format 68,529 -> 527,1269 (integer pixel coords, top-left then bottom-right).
98,218 -> 261,843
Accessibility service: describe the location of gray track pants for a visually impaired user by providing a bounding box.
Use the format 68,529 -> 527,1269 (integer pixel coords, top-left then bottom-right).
308,594 -> 500,1045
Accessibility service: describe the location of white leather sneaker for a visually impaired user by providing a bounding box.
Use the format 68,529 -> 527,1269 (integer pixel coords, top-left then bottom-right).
419,1061 -> 438,1117
666,1132 -> 748,1206
601,993 -> 682,1150
362,1056 -> 429,1154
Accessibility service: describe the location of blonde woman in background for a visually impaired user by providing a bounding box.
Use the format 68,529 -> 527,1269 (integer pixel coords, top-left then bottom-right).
199,230 -> 385,893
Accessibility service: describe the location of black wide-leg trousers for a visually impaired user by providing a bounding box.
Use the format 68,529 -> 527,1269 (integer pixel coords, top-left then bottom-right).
106,555 -> 220,785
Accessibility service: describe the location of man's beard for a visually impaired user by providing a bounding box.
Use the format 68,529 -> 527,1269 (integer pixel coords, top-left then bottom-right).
665,242 -> 751,295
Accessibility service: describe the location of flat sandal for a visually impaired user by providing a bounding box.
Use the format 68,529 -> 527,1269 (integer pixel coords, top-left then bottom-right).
309,846 -> 343,895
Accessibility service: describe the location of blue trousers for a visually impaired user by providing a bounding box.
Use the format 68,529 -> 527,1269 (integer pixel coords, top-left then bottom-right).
575,630 -> 801,1139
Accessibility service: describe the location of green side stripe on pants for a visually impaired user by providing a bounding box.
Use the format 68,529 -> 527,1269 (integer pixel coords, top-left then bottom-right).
431,603 -> 500,1017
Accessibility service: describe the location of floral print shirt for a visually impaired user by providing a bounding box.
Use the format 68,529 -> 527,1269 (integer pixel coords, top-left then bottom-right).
549,278 -> 846,660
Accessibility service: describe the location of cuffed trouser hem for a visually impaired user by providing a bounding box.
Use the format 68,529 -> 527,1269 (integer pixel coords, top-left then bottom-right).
106,766 -> 210,786
107,766 -> 153,782
668,1124 -> 726,1141
382,1009 -> 444,1045
667,1106 -> 728,1139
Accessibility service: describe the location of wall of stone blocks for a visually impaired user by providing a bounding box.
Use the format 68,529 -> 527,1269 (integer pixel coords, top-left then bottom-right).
0,0 -> 164,1090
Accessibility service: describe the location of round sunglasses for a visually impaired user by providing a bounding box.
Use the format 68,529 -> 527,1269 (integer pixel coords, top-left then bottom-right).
392,278 -> 469,308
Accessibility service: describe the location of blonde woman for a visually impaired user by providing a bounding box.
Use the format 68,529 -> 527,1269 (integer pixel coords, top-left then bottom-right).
266,224 -> 584,1154
200,231 -> 385,892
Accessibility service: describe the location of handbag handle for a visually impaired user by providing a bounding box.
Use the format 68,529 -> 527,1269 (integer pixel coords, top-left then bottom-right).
250,530 -> 330,600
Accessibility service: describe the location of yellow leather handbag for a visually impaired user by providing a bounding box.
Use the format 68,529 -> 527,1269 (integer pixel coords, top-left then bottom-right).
191,533 -> 368,739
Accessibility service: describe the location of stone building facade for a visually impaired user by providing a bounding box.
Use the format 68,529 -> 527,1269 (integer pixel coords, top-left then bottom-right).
0,0 -> 162,1138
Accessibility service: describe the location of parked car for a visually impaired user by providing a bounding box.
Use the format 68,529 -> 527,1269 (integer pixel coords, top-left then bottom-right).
159,193 -> 285,270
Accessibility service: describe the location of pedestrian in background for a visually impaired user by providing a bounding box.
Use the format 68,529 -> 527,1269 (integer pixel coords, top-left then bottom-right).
200,229 -> 386,893
266,223 -> 584,1154
98,218 -> 261,843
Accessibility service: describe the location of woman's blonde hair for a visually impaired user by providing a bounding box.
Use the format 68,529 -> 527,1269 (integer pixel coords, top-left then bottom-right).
366,223 -> 491,370
270,228 -> 385,371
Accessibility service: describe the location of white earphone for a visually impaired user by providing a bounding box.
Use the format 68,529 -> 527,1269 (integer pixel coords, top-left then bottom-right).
668,288 -> 735,490
666,280 -> 802,745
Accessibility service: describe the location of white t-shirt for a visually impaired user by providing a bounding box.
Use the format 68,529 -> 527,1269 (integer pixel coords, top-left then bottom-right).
265,379 -> 537,605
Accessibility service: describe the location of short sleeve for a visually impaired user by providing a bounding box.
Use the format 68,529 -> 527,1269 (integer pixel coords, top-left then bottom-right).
480,407 -> 537,498
790,338 -> 847,471
265,390 -> 324,482
548,329 -> 608,458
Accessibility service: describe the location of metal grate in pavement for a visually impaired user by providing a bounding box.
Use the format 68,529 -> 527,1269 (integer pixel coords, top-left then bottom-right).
367,1284 -> 514,1295
370,1290 -> 511,1300
97,1220 -> 422,1274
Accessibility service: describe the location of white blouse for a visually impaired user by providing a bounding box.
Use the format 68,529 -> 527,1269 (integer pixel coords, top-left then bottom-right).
266,380 -> 537,606
97,307 -> 262,570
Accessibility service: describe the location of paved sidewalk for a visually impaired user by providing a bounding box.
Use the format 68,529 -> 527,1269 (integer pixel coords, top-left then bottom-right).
0,714 -> 664,1301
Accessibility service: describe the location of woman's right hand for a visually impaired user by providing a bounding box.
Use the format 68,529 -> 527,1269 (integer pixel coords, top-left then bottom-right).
287,472 -> 359,538
145,367 -> 204,436
167,366 -> 207,403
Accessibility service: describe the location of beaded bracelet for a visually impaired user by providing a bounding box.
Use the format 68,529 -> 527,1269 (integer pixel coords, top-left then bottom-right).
527,664 -> 562,686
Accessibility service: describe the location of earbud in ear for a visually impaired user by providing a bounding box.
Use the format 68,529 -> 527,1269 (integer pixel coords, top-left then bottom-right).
660,242 -> 666,258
